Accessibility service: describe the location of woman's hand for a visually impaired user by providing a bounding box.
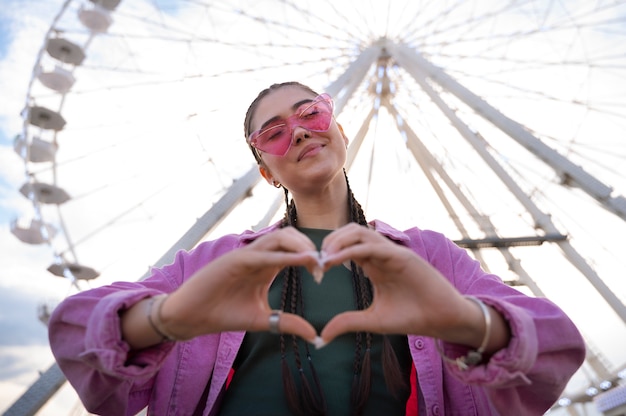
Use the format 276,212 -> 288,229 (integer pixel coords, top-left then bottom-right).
317,223 -> 506,351
156,227 -> 323,343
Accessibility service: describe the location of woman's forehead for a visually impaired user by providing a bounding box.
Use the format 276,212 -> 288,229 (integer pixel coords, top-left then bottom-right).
252,87 -> 316,128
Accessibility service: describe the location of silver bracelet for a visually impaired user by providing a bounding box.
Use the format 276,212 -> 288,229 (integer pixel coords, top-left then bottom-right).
146,294 -> 179,342
436,295 -> 492,371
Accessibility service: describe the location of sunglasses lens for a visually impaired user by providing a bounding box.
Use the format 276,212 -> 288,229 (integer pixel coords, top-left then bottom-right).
251,124 -> 292,156
250,94 -> 333,156
298,99 -> 332,132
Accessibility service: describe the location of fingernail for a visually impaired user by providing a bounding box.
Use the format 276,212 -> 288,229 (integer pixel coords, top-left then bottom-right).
313,267 -> 324,284
312,336 -> 326,350
318,250 -> 327,267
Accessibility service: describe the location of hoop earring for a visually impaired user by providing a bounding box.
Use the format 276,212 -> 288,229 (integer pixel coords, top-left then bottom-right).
273,180 -> 282,188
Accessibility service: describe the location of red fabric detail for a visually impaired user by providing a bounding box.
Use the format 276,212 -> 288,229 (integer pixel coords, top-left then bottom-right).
406,363 -> 418,415
226,368 -> 235,389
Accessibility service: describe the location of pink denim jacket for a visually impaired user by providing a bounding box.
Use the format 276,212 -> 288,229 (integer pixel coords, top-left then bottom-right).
48,220 -> 585,415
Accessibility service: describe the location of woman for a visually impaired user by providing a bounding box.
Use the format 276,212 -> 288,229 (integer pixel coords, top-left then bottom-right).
48,81 -> 586,415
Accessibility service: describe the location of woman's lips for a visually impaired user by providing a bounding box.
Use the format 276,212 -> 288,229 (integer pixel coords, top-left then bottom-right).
298,144 -> 324,161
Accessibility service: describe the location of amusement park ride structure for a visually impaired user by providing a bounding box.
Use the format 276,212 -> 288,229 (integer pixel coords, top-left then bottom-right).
6,0 -> 626,414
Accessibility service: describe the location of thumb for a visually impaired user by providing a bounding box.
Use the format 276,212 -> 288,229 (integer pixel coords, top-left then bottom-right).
275,312 -> 319,344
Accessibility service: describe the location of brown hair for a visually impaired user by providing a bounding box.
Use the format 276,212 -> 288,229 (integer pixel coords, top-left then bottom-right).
244,82 -> 407,415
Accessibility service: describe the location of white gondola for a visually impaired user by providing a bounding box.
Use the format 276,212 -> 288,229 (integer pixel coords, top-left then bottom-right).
10,218 -> 57,245
19,182 -> 71,205
13,135 -> 58,163
36,64 -> 76,93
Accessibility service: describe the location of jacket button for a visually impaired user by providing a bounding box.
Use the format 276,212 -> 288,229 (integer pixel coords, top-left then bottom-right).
414,338 -> 424,349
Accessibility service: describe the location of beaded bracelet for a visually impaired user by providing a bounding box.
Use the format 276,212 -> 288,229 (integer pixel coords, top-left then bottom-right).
435,295 -> 492,371
146,294 -> 178,342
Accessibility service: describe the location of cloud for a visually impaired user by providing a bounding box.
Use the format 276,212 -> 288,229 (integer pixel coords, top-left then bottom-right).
0,346 -> 79,415
0,284 -> 50,347
0,345 -> 52,382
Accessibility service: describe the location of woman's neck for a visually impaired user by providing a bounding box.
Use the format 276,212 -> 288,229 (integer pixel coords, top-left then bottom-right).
289,178 -> 350,230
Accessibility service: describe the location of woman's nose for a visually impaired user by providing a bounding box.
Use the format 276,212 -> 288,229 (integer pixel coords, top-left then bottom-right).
292,126 -> 311,144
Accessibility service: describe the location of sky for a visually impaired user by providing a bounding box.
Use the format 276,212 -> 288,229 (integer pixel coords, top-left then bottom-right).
0,2 -> 77,412
1,0 -> 626,414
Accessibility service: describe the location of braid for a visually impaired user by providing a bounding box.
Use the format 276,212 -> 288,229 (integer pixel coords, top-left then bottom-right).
275,172 -> 407,415
281,186 -> 295,227
279,186 -> 327,415
280,267 -> 300,414
297,260 -> 326,415
344,170 -> 372,415
344,169 -> 407,414
276,171 -> 407,415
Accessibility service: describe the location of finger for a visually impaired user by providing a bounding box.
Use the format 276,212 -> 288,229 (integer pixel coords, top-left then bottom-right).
255,226 -> 317,253
320,242 -> 388,271
321,224 -> 383,257
237,250 -> 323,276
318,310 -> 381,347
320,223 -> 364,252
266,311 -> 318,344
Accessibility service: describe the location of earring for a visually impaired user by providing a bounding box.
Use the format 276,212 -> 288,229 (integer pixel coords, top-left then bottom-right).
273,181 -> 282,188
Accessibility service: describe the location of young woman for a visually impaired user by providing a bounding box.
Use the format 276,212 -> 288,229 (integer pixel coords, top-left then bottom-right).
48,81 -> 586,415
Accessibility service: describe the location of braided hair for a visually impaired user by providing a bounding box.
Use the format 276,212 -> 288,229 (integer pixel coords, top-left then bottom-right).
244,82 -> 406,416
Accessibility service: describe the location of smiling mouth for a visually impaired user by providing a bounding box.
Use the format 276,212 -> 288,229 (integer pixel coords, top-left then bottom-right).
297,144 -> 324,161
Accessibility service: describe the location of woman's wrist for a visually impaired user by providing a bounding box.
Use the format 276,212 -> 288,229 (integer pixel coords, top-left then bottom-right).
435,296 -> 511,369
146,295 -> 177,342
121,297 -> 168,349
120,293 -> 190,350
148,294 -> 192,342
436,296 -> 491,369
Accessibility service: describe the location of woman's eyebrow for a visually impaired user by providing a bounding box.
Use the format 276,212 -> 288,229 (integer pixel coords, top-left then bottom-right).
259,98 -> 315,131
291,98 -> 313,111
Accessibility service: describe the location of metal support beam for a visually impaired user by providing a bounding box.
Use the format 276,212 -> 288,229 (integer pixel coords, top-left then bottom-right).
141,166 -> 262,278
388,41 -> 626,324
4,168 -> 263,415
388,41 -> 626,221
2,363 -> 66,416
382,92 -> 550,293
454,234 -> 568,248
325,40 -> 384,113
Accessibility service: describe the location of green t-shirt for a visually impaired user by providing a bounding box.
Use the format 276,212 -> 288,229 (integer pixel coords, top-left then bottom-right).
219,228 -> 411,415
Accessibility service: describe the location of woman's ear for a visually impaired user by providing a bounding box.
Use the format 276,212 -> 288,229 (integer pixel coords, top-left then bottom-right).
337,123 -> 349,147
259,165 -> 280,187
259,165 -> 273,183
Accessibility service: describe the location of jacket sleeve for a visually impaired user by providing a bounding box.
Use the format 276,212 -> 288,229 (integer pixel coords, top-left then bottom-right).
416,229 -> 586,415
47,234 -> 242,415
48,274 -> 178,415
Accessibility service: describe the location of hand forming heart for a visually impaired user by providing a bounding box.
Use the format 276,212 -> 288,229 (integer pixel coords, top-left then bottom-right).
160,224 -> 484,351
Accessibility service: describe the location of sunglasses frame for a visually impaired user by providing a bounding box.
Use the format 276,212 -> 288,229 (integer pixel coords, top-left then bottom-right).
248,93 -> 334,157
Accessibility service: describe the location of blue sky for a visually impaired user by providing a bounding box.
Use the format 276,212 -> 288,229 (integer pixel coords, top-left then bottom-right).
0,1 -> 71,412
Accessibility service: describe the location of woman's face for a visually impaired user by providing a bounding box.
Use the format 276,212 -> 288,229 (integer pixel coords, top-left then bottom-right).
250,86 -> 348,193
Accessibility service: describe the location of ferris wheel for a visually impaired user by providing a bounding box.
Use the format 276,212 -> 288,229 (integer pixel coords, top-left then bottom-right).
8,0 -> 626,414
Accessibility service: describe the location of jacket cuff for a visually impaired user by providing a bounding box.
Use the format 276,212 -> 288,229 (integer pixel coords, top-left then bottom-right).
80,290 -> 177,379
440,295 -> 536,387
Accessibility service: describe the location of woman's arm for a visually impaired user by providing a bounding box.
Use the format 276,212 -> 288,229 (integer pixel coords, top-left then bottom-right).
316,224 -> 585,414
48,282 -> 176,415
422,230 -> 586,413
